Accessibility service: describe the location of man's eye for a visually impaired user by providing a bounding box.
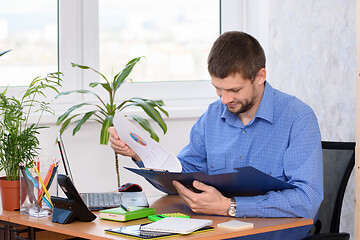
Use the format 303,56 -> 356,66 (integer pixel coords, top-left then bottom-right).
232,89 -> 241,93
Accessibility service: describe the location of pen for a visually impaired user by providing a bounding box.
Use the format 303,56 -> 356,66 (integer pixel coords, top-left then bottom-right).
120,203 -> 130,212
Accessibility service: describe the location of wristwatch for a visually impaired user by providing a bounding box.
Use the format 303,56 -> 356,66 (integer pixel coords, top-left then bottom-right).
227,198 -> 236,217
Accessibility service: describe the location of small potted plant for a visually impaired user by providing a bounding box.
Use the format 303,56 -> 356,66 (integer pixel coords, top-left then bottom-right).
56,57 -> 168,188
0,71 -> 62,210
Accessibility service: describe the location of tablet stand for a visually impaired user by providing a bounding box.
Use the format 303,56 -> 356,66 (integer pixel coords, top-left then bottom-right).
51,196 -> 96,224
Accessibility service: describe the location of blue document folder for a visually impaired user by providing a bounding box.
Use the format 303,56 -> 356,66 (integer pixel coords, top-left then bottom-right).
124,167 -> 295,197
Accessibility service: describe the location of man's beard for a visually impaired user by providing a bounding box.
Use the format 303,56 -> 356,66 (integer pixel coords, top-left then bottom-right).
227,98 -> 255,115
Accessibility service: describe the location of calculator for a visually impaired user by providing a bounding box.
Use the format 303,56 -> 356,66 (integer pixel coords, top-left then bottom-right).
148,213 -> 190,222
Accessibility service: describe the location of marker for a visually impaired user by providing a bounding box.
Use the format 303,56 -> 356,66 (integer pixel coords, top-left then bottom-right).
120,203 -> 130,212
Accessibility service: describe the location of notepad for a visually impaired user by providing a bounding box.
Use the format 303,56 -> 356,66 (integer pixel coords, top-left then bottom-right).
140,217 -> 213,234
217,220 -> 253,230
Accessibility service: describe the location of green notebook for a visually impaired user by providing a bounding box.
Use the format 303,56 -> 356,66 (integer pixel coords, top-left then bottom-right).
99,206 -> 155,222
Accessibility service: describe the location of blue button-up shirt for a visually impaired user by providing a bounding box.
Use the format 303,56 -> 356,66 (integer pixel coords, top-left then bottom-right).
135,81 -> 323,239
177,81 -> 323,239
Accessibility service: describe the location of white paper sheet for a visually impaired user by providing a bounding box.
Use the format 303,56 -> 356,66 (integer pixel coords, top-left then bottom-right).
113,113 -> 182,172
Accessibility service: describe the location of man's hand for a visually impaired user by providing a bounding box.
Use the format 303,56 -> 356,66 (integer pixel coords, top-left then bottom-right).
108,127 -> 141,161
173,180 -> 231,215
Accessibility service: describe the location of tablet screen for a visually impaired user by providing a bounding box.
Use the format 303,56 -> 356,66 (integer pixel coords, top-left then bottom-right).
105,224 -> 213,239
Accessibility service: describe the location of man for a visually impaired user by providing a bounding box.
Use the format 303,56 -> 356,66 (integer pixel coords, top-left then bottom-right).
108,31 -> 323,239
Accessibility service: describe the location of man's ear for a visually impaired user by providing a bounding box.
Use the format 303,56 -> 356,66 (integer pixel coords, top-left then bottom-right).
256,68 -> 266,85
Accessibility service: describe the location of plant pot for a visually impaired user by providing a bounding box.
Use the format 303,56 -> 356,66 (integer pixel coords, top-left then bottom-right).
0,176 -> 20,211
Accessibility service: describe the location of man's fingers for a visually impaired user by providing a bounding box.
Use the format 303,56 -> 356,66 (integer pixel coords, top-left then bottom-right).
173,181 -> 201,204
192,180 -> 210,191
173,180 -> 185,193
108,127 -> 119,140
173,181 -> 196,206
173,181 -> 196,199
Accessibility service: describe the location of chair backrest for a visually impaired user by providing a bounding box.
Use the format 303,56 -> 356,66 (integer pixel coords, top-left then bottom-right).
315,141 -> 355,234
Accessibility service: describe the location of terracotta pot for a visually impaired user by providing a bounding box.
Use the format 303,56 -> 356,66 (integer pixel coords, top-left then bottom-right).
0,176 -> 20,211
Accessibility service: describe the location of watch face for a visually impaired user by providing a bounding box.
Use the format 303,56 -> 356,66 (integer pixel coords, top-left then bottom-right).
228,208 -> 236,217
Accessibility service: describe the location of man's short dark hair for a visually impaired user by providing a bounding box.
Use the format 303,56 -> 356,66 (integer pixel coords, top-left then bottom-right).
207,31 -> 266,81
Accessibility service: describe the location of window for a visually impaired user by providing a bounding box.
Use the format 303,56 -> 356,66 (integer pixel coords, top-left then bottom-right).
99,0 -> 219,83
0,0 -> 58,87
58,0 -> 221,113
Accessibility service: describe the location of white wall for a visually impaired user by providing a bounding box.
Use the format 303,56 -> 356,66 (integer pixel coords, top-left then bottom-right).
267,0 -> 356,142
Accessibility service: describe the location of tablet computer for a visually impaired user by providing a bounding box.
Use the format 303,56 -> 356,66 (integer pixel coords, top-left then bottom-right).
105,224 -> 214,239
51,174 -> 96,223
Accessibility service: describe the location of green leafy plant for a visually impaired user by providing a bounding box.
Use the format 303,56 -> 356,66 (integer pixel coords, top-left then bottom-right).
56,57 -> 168,187
0,73 -> 62,180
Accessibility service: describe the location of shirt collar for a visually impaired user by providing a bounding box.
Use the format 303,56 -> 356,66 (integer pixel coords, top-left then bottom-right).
221,81 -> 274,127
255,81 -> 274,124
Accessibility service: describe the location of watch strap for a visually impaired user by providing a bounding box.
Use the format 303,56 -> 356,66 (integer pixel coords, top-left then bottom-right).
227,197 -> 236,217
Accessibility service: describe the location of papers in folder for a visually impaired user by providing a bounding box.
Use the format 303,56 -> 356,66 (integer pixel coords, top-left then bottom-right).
113,113 -> 182,172
124,167 -> 295,197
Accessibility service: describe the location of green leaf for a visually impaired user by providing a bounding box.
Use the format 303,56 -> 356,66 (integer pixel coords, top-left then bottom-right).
133,98 -> 169,117
71,63 -> 90,69
100,115 -> 113,145
56,103 -> 92,124
131,115 -> 159,142
154,104 -> 169,118
59,114 -> 81,135
56,89 -> 93,98
113,57 -> 142,91
101,83 -> 112,93
0,50 -> 11,57
72,62 -> 108,83
73,111 -> 97,135
153,99 -> 165,106
56,90 -> 106,109
89,82 -> 100,88
127,98 -> 167,134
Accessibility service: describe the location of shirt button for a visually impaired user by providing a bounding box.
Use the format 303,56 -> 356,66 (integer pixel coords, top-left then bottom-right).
268,171 -> 272,175
210,164 -> 214,168
242,130 -> 246,134
239,156 -> 244,159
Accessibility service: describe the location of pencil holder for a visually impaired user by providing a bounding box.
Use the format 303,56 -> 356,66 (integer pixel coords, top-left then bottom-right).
20,165 -> 58,218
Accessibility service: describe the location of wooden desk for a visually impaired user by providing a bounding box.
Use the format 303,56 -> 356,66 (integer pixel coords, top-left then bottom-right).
1,195 -> 313,240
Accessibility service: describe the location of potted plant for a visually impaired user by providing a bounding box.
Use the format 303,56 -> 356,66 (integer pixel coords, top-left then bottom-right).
56,57 -> 168,188
0,71 -> 62,210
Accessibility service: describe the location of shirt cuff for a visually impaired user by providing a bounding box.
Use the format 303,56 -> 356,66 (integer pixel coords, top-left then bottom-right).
132,158 -> 145,168
234,196 -> 258,218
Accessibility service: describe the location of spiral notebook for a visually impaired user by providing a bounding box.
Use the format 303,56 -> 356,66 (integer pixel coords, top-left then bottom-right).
140,217 -> 213,234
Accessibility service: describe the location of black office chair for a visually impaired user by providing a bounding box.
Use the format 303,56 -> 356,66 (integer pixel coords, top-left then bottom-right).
303,141 -> 355,240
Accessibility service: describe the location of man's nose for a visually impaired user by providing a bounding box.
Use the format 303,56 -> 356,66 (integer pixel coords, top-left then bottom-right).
221,90 -> 233,104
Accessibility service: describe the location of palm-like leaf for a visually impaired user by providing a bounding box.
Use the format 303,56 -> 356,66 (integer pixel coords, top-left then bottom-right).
113,57 -> 142,91
73,110 -> 98,135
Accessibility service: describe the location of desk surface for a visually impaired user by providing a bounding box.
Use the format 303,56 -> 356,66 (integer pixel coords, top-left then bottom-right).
0,209 -> 18,222
1,195 -> 313,240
